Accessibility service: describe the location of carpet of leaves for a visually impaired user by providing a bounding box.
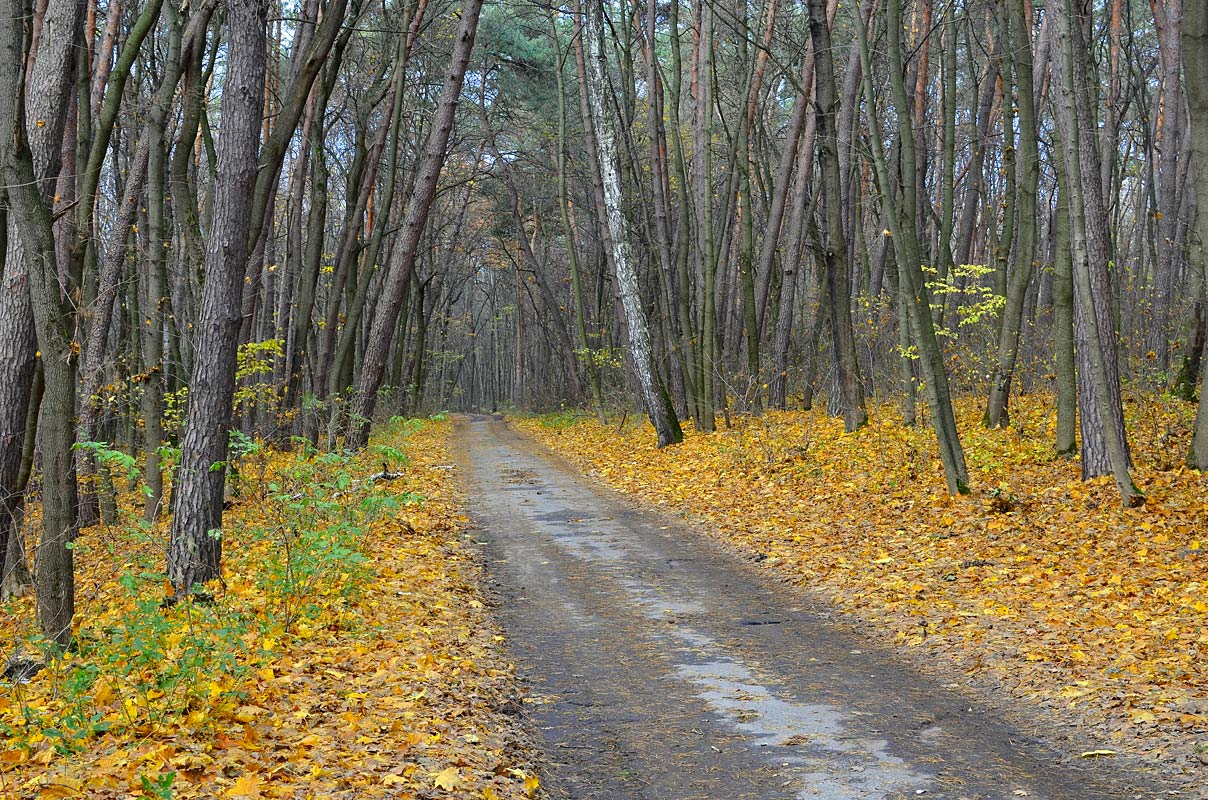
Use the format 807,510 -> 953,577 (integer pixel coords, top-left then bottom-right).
516,395 -> 1208,779
1,419 -> 538,799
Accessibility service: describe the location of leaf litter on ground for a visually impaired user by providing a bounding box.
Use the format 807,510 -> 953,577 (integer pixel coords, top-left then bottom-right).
0,418 -> 540,800
516,394 -> 1208,783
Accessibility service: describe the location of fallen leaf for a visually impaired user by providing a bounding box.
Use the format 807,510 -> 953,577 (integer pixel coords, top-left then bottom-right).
433,766 -> 461,791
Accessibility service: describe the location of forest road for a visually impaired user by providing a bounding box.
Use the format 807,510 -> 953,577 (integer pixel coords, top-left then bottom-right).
454,417 -> 1174,800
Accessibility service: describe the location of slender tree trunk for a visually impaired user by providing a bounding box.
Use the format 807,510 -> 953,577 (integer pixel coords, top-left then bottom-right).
343,0 -> 485,450
694,1 -> 717,432
1183,0 -> 1208,467
551,9 -> 605,421
1053,176 -> 1078,457
1149,0 -> 1184,373
167,0 -> 268,593
857,0 -> 969,494
807,0 -> 866,432
141,125 -> 169,521
986,0 -> 1040,428
1052,0 -> 1140,505
582,0 -> 681,446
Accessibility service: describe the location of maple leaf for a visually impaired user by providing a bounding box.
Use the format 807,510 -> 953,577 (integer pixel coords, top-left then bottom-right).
226,774 -> 262,798
432,766 -> 461,790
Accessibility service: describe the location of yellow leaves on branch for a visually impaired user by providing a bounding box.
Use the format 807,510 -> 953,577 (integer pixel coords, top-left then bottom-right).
517,394 -> 1208,763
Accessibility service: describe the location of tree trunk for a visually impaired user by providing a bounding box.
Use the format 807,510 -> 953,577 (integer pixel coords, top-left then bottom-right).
1053,178 -> 1078,457
0,226 -> 37,601
582,0 -> 681,447
343,0 -> 485,450
1183,0 -> 1208,467
985,0 -> 1040,428
167,0 -> 268,593
857,0 -> 969,494
807,0 -> 866,432
1052,0 -> 1141,505
0,0 -> 85,650
551,8 -> 605,421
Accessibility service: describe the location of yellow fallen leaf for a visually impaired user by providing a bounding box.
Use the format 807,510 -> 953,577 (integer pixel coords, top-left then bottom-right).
227,773 -> 262,799
38,776 -> 84,799
524,774 -> 540,796
433,767 -> 461,791
1079,749 -> 1116,758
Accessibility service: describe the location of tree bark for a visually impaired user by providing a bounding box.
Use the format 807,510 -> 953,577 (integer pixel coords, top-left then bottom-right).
1052,0 -> 1141,504
0,0 -> 85,649
1183,0 -> 1208,467
807,0 -> 866,432
582,0 -> 681,446
0,226 -> 37,601
167,0 -> 268,593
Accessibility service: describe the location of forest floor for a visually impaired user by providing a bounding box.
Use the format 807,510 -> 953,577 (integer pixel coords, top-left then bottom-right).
510,394 -> 1208,793
0,419 -> 540,800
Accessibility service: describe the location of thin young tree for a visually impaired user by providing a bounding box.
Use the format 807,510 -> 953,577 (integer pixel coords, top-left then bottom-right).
1184,0 -> 1208,468
806,0 -> 865,432
856,0 -> 969,494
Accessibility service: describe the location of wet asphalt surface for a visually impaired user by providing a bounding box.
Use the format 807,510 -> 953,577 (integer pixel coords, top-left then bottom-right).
455,417 -> 1175,800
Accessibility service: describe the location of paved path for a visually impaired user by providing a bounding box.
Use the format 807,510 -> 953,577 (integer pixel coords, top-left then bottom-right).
456,417 -> 1171,800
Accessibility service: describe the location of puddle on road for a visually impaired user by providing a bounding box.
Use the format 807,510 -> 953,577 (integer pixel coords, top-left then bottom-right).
673,654 -> 930,799
504,476 -> 934,800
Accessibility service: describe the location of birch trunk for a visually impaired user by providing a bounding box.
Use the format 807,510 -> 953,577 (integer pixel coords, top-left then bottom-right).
582,0 -> 681,447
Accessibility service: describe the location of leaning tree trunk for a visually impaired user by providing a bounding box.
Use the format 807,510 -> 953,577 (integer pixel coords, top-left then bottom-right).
857,0 -> 969,494
343,0 -> 485,451
167,0 -> 268,594
1184,0 -> 1208,468
582,0 -> 682,447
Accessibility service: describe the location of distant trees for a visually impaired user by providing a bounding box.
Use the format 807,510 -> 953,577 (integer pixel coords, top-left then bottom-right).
454,0 -> 1207,505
